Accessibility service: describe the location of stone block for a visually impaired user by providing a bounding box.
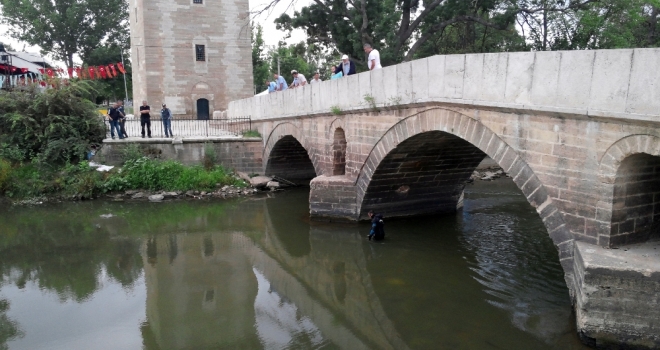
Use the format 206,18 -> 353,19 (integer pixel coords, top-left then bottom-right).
463,54 -> 483,100
383,65 -> 398,102
427,55 -> 445,98
371,69 -> 386,107
396,61 -> 414,104
358,71 -> 372,106
626,48 -> 660,115
480,53 -> 508,102
589,49 -> 633,113
411,57 -> 429,101
530,51 -> 561,107
557,50 -> 595,109
504,51 -> 534,105
444,54 -> 465,99
574,240 -> 660,349
345,74 -> 360,107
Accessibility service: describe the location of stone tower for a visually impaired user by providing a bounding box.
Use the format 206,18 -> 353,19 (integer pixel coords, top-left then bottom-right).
129,0 -> 253,119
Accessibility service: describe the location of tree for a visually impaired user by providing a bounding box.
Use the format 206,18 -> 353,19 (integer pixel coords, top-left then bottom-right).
253,24 -> 271,94
270,0 -> 617,66
83,45 -> 132,104
0,0 -> 128,69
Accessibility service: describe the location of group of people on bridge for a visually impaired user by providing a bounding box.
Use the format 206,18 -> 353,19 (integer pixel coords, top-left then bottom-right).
105,100 -> 174,139
265,43 -> 383,93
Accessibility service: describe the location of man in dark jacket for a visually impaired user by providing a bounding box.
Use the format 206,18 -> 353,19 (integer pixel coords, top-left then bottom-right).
107,101 -> 124,139
335,55 -> 356,77
367,210 -> 385,241
139,100 -> 152,138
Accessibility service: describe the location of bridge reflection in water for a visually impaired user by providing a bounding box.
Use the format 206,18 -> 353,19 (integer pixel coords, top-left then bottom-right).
140,186 -> 587,350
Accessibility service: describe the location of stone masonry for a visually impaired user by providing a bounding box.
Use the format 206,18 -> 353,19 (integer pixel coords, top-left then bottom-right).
129,0 -> 253,118
227,48 -> 660,348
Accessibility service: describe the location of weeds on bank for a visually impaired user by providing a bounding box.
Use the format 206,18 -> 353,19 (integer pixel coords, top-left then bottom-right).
0,157 -> 246,201
242,130 -> 262,138
330,106 -> 343,115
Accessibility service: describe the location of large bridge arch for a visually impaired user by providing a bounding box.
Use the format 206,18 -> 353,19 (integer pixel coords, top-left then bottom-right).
598,134 -> 660,247
264,122 -> 321,182
355,108 -> 574,283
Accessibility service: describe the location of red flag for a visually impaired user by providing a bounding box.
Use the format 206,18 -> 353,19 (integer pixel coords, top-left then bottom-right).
108,64 -> 118,76
75,67 -> 82,78
94,66 -> 101,79
67,67 -> 73,78
116,62 -> 126,74
39,81 -> 46,87
38,68 -> 45,74
98,66 -> 107,79
10,67 -> 17,73
88,66 -> 95,79
106,65 -> 114,78
46,68 -> 54,78
20,68 -> 28,73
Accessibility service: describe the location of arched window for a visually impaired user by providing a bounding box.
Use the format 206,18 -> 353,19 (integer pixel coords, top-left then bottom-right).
332,128 -> 347,176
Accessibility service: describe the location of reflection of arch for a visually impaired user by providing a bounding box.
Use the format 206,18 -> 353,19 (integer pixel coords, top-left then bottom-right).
264,122 -> 321,178
332,128 -> 347,176
355,108 -> 574,283
598,134 -> 660,246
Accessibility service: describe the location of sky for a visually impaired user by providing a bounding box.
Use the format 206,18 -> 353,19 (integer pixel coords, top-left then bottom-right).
0,0 -> 312,69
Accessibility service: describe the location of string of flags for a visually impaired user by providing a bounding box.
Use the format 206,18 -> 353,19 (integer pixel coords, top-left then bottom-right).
35,62 -> 126,80
3,63 -> 127,88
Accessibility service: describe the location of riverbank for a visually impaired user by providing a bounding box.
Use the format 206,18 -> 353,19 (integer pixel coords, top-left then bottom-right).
0,156 -> 288,205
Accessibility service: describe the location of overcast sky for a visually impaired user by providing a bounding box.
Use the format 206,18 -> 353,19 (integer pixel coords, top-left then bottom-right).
0,0 -> 312,68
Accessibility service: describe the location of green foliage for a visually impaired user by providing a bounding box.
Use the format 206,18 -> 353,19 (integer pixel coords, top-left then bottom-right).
272,0 -> 660,66
253,24 -> 271,94
120,144 -> 143,164
330,106 -> 343,115
103,157 -> 245,193
0,83 -> 106,165
203,143 -> 217,170
242,130 -> 262,138
364,94 -> 379,112
0,0 -> 128,68
83,45 -> 132,104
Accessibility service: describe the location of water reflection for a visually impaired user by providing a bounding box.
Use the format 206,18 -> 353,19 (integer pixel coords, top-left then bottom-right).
0,181 -> 589,349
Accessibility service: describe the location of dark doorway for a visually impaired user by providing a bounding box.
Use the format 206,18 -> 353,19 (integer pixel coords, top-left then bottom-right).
196,98 -> 209,120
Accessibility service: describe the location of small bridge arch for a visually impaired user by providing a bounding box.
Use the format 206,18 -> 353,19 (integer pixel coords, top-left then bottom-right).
264,122 -> 322,182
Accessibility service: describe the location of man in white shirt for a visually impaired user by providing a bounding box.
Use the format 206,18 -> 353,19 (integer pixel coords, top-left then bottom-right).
363,43 -> 382,70
290,70 -> 307,88
309,72 -> 322,84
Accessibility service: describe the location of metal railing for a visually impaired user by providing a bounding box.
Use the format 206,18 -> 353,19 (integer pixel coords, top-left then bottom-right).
104,117 -> 252,139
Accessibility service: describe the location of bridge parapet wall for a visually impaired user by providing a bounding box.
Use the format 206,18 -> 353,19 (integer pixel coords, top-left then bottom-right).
229,49 -> 660,123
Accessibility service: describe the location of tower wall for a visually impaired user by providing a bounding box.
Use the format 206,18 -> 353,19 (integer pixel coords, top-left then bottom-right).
129,0 -> 253,118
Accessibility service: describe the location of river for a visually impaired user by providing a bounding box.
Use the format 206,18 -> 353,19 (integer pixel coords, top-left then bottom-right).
0,178 -> 590,349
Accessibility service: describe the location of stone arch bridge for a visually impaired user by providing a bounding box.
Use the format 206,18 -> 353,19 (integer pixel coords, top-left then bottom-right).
229,48 -> 660,348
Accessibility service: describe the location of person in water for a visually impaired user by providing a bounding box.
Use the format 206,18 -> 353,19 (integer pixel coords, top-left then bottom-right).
367,210 -> 385,241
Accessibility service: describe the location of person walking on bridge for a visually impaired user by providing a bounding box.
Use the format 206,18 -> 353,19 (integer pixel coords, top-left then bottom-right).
367,210 -> 385,241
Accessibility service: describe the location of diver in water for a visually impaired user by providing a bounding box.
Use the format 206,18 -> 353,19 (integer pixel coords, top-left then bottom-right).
367,210 -> 385,241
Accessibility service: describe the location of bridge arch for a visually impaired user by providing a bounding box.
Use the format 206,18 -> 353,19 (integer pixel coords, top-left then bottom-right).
355,108 -> 574,280
598,134 -> 660,246
264,122 -> 321,182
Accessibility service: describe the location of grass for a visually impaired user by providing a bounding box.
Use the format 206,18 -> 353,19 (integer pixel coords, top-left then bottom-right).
0,157 -> 247,201
330,106 -> 343,115
242,130 -> 262,138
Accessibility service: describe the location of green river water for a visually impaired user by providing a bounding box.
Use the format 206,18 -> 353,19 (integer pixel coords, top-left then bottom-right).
0,178 -> 590,349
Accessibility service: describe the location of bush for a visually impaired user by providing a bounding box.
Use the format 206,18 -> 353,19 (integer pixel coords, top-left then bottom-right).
120,144 -> 143,164
104,157 -> 244,192
0,82 -> 106,165
242,130 -> 262,138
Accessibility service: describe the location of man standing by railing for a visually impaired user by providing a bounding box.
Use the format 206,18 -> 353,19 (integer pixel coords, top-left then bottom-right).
139,100 -> 152,138
161,103 -> 173,138
106,101 -> 124,140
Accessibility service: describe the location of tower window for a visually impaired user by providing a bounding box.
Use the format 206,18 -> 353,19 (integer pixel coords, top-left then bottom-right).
193,0 -> 203,3
195,45 -> 205,61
